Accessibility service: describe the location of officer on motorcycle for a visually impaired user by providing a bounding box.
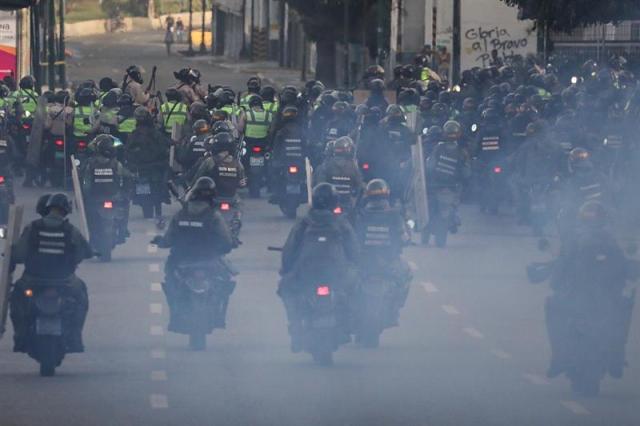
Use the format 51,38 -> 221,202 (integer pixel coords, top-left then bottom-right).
91,88 -> 120,136
365,79 -> 389,111
379,104 -> 415,206
354,179 -> 412,327
73,88 -> 97,144
268,106 -> 306,202
177,119 -> 210,173
10,193 -> 93,353
115,93 -> 137,144
152,177 -> 235,332
240,77 -> 262,111
191,131 -> 246,199
159,87 -> 189,135
279,183 -> 359,352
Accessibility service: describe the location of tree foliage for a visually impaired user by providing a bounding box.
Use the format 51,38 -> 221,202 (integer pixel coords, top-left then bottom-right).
501,0 -> 640,32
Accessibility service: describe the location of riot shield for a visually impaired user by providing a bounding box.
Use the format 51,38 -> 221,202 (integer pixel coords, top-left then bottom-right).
26,95 -> 47,168
169,121 -> 183,173
71,155 -> 90,241
410,134 -> 429,232
0,204 -> 24,340
305,157 -> 313,205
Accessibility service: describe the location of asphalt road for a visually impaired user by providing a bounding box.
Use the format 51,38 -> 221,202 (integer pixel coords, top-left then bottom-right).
0,31 -> 638,426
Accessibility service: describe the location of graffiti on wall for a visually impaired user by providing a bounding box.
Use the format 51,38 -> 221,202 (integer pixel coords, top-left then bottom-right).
464,25 -> 531,67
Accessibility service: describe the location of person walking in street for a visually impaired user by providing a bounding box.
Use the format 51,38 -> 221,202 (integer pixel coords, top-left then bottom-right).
164,26 -> 175,56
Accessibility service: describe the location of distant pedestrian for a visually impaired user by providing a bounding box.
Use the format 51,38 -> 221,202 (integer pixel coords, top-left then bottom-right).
176,18 -> 185,43
165,27 -> 175,56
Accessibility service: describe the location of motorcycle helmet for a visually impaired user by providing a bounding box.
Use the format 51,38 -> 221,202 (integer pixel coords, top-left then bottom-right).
568,147 -> 592,173
443,120 -> 462,141
165,88 -> 182,103
312,183 -> 338,211
189,101 -> 210,121
125,65 -> 143,84
192,119 -> 210,136
212,120 -> 232,135
134,106 -> 152,124
187,177 -> 217,202
46,193 -> 72,216
365,178 -> 391,200
19,75 -> 36,90
211,131 -> 236,154
333,136 -> 355,158
95,134 -> 116,158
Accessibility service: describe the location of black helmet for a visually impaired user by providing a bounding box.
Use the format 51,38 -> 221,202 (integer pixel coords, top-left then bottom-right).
462,97 -> 476,112
568,147 -> 592,173
324,139 -> 336,158
443,121 -> 462,141
419,97 -> 433,113
282,105 -> 299,121
431,102 -> 448,117
99,77 -> 118,92
437,91 -> 452,105
320,93 -> 338,108
248,94 -> 263,108
280,86 -> 299,105
247,76 -> 262,92
312,183 -> 338,211
212,120 -> 232,135
173,68 -> 192,83
95,134 -> 116,158
77,88 -> 96,105
401,64 -> 416,79
102,88 -> 121,108
126,65 -> 143,84
211,109 -> 229,123
117,93 -> 134,107
369,79 -> 385,94
189,101 -> 209,121
19,75 -> 35,90
481,108 -> 500,123
365,178 -> 390,199
399,88 -> 419,106
36,194 -> 52,217
578,201 -> 607,229
134,106 -> 152,123
45,193 -> 72,216
0,84 -> 9,98
336,91 -> 354,104
426,125 -> 443,140
333,136 -> 355,158
165,88 -> 182,102
332,101 -> 349,115
366,65 -> 385,80
211,131 -> 236,154
259,86 -> 276,102
386,104 -> 406,122
193,119 -> 210,135
187,177 -> 217,202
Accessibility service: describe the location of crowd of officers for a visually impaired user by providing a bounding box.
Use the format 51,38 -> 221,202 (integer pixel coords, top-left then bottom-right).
4,53 -> 639,365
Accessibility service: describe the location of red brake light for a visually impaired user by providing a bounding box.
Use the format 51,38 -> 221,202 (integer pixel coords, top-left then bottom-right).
288,165 -> 298,174
54,139 -> 64,147
220,202 -> 231,211
252,146 -> 262,153
316,286 -> 331,296
22,123 -> 30,130
0,176 -> 5,184
77,140 -> 87,149
493,166 -> 502,174
103,201 -> 113,209
333,206 -> 342,215
362,163 -> 370,170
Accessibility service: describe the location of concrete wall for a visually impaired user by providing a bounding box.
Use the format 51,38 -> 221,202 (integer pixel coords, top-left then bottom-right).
65,12 -> 213,37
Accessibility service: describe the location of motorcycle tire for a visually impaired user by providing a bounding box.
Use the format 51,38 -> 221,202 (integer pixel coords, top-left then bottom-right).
570,372 -> 601,397
141,202 -> 154,219
189,333 -> 206,351
37,336 -> 60,377
248,179 -> 261,198
434,219 -> 448,248
311,350 -> 333,366
279,202 -> 297,219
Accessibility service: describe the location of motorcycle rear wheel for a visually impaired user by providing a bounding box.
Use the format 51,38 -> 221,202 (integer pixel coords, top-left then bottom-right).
189,333 -> 206,351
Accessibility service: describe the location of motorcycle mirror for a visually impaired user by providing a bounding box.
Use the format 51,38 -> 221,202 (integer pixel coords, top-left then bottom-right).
537,238 -> 550,252
406,219 -> 416,230
626,242 -> 638,256
73,158 -> 81,167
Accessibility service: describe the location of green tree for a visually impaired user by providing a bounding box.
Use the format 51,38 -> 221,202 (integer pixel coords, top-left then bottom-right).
501,0 -> 640,32
284,0 -> 383,86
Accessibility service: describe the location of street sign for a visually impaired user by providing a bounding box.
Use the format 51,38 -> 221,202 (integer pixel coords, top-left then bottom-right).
70,155 -> 90,241
0,204 -> 23,340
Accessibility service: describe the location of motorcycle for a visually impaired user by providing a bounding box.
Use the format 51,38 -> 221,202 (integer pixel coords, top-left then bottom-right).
244,141 -> 267,198
478,162 -> 509,215
20,281 -> 77,376
87,198 -> 118,262
216,197 -> 242,246
45,135 -> 68,187
423,186 -> 459,248
133,173 -> 157,219
169,261 -> 236,351
300,282 -> 342,366
353,273 -> 395,348
278,163 -> 306,219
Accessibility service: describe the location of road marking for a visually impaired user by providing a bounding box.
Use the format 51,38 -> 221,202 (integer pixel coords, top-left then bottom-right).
561,401 -> 590,416
150,282 -> 162,292
148,263 -> 160,273
147,244 -> 158,254
408,261 -> 418,271
462,327 -> 485,339
491,349 -> 512,360
149,394 -> 168,409
442,305 -> 460,315
150,326 -> 164,336
150,349 -> 166,359
523,373 -> 550,386
150,303 -> 163,314
421,282 -> 439,293
151,370 -> 168,381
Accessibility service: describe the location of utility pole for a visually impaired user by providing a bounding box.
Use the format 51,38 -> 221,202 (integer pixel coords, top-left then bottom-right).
199,0 -> 207,53
278,0 -> 285,67
47,0 -> 56,89
376,0 -> 384,64
187,0 -> 195,55
452,0 -> 461,83
58,0 -> 66,87
250,0 -> 255,61
343,0 -> 350,88
240,0 -> 248,58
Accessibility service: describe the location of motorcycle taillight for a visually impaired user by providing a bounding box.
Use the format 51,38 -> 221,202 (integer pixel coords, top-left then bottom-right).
316,286 -> 331,297
333,206 -> 342,215
288,165 -> 299,174
362,163 -> 370,170
0,176 -> 5,184
77,140 -> 87,150
220,202 -> 231,211
493,166 -> 502,174
22,124 -> 30,130
252,146 -> 262,153
103,201 -> 113,209
54,139 -> 64,147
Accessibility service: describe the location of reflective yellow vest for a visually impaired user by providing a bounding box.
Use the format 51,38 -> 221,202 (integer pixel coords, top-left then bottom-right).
160,101 -> 188,133
73,105 -> 94,136
245,109 -> 272,139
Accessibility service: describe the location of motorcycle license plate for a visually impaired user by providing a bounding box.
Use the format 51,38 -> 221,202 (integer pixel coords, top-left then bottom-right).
36,317 -> 62,336
54,151 -> 65,160
136,183 -> 151,195
250,156 -> 265,167
25,135 -> 30,143
312,316 -> 336,328
286,184 -> 301,195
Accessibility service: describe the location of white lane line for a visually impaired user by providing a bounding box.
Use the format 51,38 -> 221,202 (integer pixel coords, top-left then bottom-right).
523,373 -> 550,386
149,394 -> 169,409
150,326 -> 164,336
150,282 -> 162,292
148,263 -> 160,273
491,349 -> 512,360
408,261 -> 418,271
150,303 -> 163,314
147,244 -> 158,254
151,370 -> 168,381
442,305 -> 461,315
462,327 -> 485,339
561,401 -> 590,416
421,282 -> 439,293
150,349 -> 166,359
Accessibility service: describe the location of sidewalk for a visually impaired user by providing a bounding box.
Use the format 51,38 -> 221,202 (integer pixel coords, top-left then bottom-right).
187,55 -> 310,89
